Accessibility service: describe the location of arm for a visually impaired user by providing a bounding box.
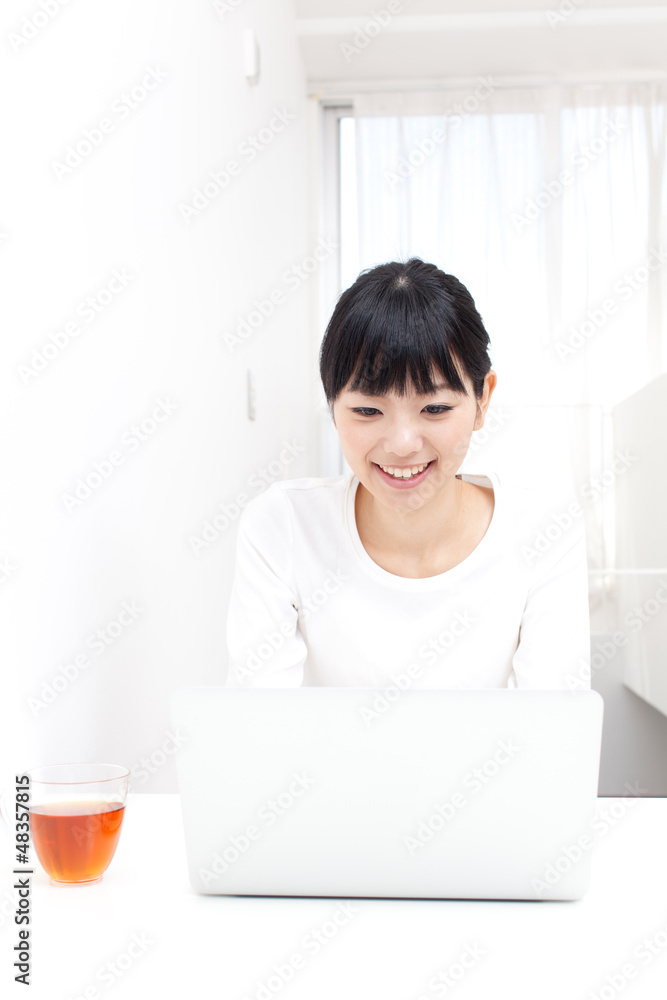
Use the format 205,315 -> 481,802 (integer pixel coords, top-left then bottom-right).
225,488 -> 307,687
508,512 -> 591,690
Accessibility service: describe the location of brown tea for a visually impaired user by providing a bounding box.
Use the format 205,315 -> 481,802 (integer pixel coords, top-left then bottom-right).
29,800 -> 125,883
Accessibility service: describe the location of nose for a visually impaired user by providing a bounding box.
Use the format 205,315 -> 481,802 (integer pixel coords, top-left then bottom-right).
381,416 -> 425,460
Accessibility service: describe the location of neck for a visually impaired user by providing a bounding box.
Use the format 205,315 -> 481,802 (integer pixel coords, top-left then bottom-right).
355,472 -> 463,560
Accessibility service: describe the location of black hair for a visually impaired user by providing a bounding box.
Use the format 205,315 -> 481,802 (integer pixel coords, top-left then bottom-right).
319,257 -> 492,409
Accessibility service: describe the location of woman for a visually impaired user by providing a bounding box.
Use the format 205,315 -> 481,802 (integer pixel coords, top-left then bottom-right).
226,258 -> 591,689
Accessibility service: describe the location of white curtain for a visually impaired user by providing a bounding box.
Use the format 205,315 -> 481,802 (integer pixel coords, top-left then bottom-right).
338,80 -> 667,635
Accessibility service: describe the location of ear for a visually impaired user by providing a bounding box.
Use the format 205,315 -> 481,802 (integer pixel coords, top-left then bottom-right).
473,370 -> 497,431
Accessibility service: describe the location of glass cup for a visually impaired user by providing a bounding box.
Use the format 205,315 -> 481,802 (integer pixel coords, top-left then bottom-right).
27,763 -> 129,885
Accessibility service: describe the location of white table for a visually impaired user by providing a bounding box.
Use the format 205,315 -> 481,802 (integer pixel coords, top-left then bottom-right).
2,794 -> 666,1000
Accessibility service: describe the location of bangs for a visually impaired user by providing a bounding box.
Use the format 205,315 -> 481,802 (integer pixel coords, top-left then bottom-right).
332,280 -> 468,399
319,258 -> 491,406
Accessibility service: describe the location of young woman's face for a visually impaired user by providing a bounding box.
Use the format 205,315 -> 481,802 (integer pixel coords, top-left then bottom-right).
331,368 -> 496,510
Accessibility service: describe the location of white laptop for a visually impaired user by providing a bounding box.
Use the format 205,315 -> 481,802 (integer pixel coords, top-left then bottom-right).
170,687 -> 604,901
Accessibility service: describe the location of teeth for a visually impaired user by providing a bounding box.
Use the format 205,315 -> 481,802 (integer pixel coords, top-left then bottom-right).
378,462 -> 429,479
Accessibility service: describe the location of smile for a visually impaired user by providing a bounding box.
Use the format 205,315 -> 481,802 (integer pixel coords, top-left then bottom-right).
373,460 -> 435,487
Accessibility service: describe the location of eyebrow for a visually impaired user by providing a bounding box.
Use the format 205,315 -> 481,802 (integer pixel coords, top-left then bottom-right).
350,381 -> 456,398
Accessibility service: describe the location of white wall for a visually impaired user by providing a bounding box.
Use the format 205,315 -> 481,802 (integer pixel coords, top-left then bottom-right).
1,0 -> 317,791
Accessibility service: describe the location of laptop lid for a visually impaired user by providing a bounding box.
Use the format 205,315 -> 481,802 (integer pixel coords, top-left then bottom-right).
170,687 -> 604,901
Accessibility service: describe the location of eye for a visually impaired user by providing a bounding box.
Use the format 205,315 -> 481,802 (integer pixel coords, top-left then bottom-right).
350,405 -> 454,416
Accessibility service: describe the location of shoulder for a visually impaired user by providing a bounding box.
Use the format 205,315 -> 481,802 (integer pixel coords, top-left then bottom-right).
460,470 -> 533,527
464,470 -> 586,556
471,470 -> 580,524
238,472 -> 352,533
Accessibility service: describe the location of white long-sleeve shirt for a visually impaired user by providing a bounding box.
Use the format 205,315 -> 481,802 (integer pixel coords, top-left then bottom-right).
225,470 -> 591,690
